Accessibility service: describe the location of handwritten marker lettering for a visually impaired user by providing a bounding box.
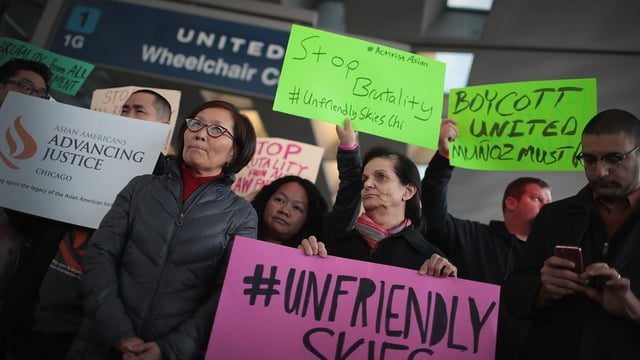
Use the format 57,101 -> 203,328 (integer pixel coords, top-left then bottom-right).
242,264 -> 281,306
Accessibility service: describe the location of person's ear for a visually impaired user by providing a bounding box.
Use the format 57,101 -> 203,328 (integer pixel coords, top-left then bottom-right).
504,196 -> 518,211
402,184 -> 417,201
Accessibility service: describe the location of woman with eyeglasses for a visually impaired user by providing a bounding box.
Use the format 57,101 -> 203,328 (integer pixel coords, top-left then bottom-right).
67,100 -> 258,360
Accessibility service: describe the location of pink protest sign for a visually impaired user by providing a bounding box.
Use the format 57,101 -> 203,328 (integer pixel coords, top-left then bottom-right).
232,137 -> 324,200
207,236 -> 499,359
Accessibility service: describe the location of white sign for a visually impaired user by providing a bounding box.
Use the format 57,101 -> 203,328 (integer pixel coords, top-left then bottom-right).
0,92 -> 169,228
90,85 -> 181,154
232,137 -> 324,200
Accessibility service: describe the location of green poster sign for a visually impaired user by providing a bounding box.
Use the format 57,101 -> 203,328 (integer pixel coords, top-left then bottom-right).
448,78 -> 597,171
273,25 -> 445,148
0,37 -> 94,95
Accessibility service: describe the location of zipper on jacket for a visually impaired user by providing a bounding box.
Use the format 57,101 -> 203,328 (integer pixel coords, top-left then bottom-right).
139,214 -> 186,335
368,247 -> 376,260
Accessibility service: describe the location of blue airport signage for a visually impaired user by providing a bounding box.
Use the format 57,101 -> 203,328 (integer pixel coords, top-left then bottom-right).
49,0 -> 291,98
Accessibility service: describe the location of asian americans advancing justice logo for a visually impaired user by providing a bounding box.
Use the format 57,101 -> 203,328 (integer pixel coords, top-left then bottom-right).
0,116 -> 37,169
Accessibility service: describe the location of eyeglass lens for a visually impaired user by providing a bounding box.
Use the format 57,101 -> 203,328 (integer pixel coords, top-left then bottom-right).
577,145 -> 640,166
4,79 -> 49,99
186,119 -> 232,139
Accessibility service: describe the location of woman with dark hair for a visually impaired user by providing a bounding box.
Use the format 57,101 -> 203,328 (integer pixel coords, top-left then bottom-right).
251,118 -> 362,248
67,100 -> 258,360
301,146 -> 457,277
252,175 -> 329,246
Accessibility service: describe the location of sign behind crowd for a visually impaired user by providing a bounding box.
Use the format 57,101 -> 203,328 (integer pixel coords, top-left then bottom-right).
0,92 -> 168,228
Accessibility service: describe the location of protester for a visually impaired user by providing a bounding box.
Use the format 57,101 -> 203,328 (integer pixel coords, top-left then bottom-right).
301,146 -> 457,277
0,58 -> 50,104
119,88 -> 172,175
421,118 -> 552,359
503,108 -> 640,359
0,80 -> 178,360
0,58 -> 53,292
251,118 -> 362,247
0,59 -> 88,360
120,89 -> 171,123
66,100 -> 258,360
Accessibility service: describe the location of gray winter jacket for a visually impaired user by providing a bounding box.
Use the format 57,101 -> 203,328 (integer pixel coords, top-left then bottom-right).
78,158 -> 258,360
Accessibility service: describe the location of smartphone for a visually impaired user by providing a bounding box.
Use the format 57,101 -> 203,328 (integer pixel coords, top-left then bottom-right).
554,245 -> 584,273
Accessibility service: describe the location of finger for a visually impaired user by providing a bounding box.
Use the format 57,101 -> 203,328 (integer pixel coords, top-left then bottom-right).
436,260 -> 453,277
429,258 -> 446,276
345,118 -> 352,130
298,239 -> 312,256
418,260 -> 434,275
317,241 -> 328,258
605,269 -> 623,285
441,265 -> 456,277
612,268 -> 621,280
418,261 -> 429,274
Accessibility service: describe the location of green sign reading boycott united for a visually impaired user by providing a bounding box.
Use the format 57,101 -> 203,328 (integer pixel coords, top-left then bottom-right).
449,78 -> 597,171
273,25 -> 446,149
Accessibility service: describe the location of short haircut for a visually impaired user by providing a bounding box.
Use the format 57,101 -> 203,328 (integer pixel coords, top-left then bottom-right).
0,59 -> 52,91
251,175 -> 329,247
362,146 -> 423,227
582,109 -> 640,145
175,100 -> 256,174
129,89 -> 172,122
501,177 -> 550,213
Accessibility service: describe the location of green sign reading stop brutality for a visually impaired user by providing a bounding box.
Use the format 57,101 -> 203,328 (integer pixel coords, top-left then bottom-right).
448,78 -> 597,171
273,25 -> 446,149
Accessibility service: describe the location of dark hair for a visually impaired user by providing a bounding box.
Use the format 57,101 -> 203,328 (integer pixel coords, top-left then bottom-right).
251,175 -> 328,246
175,100 -> 256,174
362,146 -> 422,227
501,177 -> 550,213
129,89 -> 172,122
0,59 -> 52,91
582,109 -> 640,145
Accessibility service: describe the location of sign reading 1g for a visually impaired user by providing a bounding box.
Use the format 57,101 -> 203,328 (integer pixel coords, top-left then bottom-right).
61,5 -> 102,49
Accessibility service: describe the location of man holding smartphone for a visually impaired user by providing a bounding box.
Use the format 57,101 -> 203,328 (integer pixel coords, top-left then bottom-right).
503,109 -> 640,359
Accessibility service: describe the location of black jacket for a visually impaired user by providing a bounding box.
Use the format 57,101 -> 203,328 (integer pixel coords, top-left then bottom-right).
421,152 -> 527,360
321,146 -> 363,240
503,185 -> 640,360
73,158 -> 258,360
326,225 -> 445,271
0,211 -> 87,330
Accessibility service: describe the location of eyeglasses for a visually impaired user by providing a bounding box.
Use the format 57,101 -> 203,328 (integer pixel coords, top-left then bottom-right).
1,79 -> 49,99
185,118 -> 234,140
575,145 -> 640,167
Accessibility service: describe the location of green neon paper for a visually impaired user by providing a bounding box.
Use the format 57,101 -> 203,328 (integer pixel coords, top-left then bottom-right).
448,78 -> 597,171
0,37 -> 94,96
273,25 -> 445,148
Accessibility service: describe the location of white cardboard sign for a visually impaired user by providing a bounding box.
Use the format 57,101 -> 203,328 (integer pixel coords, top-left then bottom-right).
0,92 -> 169,228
